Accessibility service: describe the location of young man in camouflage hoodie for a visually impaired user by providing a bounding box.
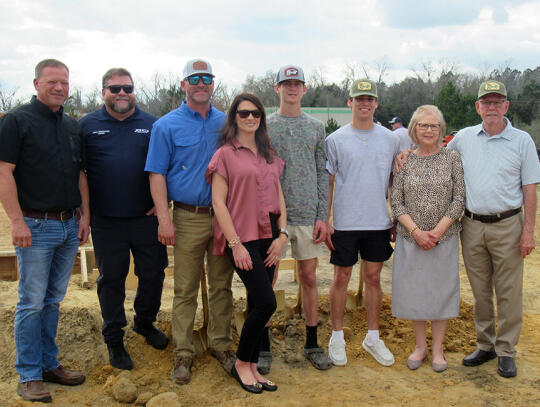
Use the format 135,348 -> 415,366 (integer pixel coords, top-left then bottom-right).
258,65 -> 332,372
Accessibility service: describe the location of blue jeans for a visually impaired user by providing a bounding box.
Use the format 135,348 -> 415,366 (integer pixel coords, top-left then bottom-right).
14,216 -> 79,383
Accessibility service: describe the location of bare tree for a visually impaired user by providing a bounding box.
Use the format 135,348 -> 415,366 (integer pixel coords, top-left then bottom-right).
212,82 -> 235,111
0,83 -> 20,112
242,71 -> 279,107
341,61 -> 363,91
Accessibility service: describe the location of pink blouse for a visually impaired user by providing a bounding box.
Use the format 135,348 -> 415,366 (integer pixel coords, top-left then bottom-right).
205,139 -> 285,255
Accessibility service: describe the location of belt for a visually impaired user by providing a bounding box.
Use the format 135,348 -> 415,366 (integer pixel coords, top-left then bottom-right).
173,201 -> 213,215
464,208 -> 521,223
22,209 -> 75,221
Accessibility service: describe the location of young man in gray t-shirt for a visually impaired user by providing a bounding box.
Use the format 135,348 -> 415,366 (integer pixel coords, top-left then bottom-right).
325,78 -> 400,367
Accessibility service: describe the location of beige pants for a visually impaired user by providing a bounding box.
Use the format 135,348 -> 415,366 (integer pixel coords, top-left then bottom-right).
461,214 -> 523,357
172,207 -> 234,357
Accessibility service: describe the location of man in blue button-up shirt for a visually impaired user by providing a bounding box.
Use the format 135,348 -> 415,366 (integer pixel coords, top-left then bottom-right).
448,80 -> 540,378
145,59 -> 235,384
80,68 -> 169,371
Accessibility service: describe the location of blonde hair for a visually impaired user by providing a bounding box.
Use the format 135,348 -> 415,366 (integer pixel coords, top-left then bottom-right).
408,105 -> 446,145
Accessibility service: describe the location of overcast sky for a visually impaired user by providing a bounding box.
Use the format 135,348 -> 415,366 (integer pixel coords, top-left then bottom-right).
1,0 -> 539,100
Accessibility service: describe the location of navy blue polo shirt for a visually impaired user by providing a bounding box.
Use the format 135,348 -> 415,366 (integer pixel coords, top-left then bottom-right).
79,105 -> 157,217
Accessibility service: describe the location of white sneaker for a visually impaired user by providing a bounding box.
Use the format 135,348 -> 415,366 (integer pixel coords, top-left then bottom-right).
362,338 -> 395,366
328,337 -> 347,366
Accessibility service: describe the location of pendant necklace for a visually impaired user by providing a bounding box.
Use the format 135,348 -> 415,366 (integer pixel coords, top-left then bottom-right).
356,132 -> 373,144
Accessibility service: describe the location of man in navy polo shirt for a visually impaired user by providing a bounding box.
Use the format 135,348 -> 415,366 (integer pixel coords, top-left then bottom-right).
79,68 -> 168,370
145,59 -> 235,384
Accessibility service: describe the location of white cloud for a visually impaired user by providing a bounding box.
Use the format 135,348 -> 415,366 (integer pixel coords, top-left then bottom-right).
1,0 -> 538,101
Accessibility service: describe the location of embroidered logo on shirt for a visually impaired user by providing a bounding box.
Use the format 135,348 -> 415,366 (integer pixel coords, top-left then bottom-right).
91,130 -> 110,135
134,128 -> 150,134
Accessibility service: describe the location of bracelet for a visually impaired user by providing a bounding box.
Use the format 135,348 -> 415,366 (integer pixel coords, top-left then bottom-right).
409,226 -> 418,236
228,237 -> 241,248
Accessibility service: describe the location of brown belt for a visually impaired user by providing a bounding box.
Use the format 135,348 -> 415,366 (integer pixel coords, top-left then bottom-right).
173,201 -> 213,215
22,209 -> 75,221
464,208 -> 521,223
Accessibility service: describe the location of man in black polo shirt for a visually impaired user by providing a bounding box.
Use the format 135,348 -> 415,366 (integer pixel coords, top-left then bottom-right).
79,68 -> 168,370
0,58 -> 89,403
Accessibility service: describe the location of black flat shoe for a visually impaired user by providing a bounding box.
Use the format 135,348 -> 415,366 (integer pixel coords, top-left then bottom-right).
258,380 -> 278,391
497,356 -> 517,378
231,365 -> 263,394
462,349 -> 497,367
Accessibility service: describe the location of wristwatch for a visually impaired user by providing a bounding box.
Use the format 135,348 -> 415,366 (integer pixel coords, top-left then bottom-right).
279,228 -> 289,238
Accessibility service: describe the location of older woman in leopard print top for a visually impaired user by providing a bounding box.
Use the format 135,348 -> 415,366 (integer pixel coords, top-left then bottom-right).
391,105 -> 465,373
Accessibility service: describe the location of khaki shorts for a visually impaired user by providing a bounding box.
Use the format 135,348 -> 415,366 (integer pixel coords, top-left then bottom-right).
281,225 -> 323,261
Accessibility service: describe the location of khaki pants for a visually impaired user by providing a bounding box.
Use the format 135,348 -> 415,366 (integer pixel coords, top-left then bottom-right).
461,214 -> 523,357
172,207 -> 234,357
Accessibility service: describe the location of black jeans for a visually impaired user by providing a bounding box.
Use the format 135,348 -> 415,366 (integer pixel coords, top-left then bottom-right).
227,238 -> 277,363
91,214 -> 168,343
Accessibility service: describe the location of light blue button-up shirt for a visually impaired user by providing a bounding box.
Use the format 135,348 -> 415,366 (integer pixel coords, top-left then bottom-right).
144,101 -> 225,206
447,118 -> 540,214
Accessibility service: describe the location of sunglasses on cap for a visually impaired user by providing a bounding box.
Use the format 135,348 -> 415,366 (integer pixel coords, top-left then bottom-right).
186,75 -> 213,85
105,85 -> 134,94
237,110 -> 262,119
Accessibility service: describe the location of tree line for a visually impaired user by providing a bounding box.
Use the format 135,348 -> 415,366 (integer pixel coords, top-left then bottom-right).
1,64 -> 539,144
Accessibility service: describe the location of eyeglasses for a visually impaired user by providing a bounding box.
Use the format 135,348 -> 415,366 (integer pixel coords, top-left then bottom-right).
417,123 -> 440,131
478,99 -> 506,107
105,85 -> 134,94
186,75 -> 213,85
237,110 -> 262,119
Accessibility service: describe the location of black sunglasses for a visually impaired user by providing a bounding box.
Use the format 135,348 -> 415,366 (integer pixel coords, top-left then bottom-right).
237,110 -> 262,119
105,85 -> 134,94
187,75 -> 213,85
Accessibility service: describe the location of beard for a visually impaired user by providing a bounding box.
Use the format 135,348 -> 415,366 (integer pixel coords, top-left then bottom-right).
107,98 -> 135,114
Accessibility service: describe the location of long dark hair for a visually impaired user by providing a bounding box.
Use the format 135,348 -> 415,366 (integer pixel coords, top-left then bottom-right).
218,93 -> 274,163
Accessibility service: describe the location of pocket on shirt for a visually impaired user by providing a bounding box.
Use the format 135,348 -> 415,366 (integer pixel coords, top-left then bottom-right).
173,134 -> 200,166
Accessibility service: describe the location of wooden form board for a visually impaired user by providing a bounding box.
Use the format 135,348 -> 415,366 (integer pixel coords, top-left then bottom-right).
0,250 -> 18,281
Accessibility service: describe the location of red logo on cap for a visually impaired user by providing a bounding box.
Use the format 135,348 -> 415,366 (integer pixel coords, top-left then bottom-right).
284,67 -> 299,77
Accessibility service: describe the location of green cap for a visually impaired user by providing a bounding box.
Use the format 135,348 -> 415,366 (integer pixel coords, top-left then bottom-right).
350,78 -> 378,98
478,80 -> 507,98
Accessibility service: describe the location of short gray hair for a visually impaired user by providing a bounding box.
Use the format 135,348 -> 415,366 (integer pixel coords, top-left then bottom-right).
35,59 -> 69,79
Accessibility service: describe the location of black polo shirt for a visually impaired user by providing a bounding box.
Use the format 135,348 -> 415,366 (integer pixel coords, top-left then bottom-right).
79,105 -> 157,217
0,96 -> 83,212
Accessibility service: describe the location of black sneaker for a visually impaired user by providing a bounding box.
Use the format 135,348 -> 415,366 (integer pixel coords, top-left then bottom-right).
107,342 -> 134,370
133,324 -> 169,350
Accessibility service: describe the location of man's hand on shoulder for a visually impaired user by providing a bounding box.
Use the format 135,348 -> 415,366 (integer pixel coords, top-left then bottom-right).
393,149 -> 412,175
11,218 -> 32,248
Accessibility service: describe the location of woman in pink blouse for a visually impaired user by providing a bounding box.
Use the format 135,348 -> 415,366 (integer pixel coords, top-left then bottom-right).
206,93 -> 287,394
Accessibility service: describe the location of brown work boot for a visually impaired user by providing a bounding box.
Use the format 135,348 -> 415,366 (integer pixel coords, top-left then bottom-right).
171,356 -> 193,384
43,365 -> 85,386
17,380 -> 52,403
210,349 -> 236,376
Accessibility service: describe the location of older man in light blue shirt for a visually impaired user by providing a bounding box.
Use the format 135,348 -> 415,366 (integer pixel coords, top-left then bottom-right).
448,80 -> 540,378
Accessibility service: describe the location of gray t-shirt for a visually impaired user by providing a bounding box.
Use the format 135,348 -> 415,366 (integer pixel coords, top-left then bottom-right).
326,123 -> 400,230
268,112 -> 328,226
